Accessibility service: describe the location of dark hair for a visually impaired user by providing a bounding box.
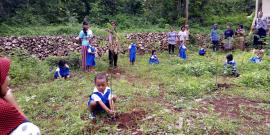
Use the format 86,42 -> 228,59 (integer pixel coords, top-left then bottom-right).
82,21 -> 89,36
226,54 -> 233,62
181,26 -> 185,30
212,24 -> 218,29
152,50 -> 156,55
111,21 -> 117,25
238,24 -> 244,29
58,60 -> 66,68
227,23 -> 232,28
94,73 -> 108,83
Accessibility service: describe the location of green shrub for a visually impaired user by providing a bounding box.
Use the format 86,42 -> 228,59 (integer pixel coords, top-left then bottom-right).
238,69 -> 270,88
45,52 -> 81,70
9,50 -> 51,85
172,62 -> 220,77
169,78 -> 216,97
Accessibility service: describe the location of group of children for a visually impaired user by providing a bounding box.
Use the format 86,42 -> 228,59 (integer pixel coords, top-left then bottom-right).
210,23 -> 245,52
50,22 -> 268,120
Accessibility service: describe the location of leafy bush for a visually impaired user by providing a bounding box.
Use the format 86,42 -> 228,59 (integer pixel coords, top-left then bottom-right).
172,62 -> 220,77
9,50 -> 51,85
238,69 -> 270,88
169,78 -> 216,97
45,52 -> 81,70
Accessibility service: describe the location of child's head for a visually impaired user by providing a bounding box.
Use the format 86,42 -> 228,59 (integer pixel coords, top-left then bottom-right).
226,54 -> 234,62
131,39 -> 136,44
170,26 -> 174,32
257,49 -> 264,57
185,25 -> 189,30
179,40 -> 184,44
258,11 -> 263,18
238,24 -> 243,29
152,50 -> 157,55
212,24 -> 218,29
227,23 -> 232,29
181,26 -> 185,31
200,44 -> 205,48
82,21 -> 89,30
111,21 -> 117,29
58,60 -> 66,68
94,73 -> 108,92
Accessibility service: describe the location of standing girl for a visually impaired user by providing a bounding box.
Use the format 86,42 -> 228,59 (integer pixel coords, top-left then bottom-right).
235,24 -> 245,51
178,26 -> 187,60
179,40 -> 187,60
211,24 -> 220,51
224,23 -> 234,50
86,44 -> 96,72
79,21 -> 94,72
178,26 -> 187,44
129,42 -> 137,65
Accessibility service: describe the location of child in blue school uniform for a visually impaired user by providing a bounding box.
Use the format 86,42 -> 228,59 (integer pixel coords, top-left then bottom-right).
224,54 -> 240,77
250,49 -> 264,63
149,50 -> 160,64
129,42 -> 137,65
54,60 -> 70,79
179,41 -> 187,60
86,44 -> 96,72
198,45 -> 206,56
88,73 -> 117,120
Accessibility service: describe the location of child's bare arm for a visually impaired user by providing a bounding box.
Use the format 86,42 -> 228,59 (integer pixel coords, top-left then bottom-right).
109,98 -> 115,111
97,101 -> 113,114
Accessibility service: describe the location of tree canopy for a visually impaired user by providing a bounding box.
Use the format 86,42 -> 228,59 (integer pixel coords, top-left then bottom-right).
0,0 -> 255,27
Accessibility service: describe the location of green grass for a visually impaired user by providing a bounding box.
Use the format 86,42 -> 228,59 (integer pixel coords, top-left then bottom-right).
10,49 -> 270,134
0,23 -> 169,37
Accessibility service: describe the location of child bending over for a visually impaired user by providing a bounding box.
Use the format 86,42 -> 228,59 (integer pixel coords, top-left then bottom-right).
54,60 -> 70,79
149,50 -> 160,64
199,45 -> 206,56
250,49 -> 264,63
88,73 -> 117,120
224,54 -> 240,77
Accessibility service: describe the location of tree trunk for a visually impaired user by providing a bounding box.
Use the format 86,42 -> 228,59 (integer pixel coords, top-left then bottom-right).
185,0 -> 189,25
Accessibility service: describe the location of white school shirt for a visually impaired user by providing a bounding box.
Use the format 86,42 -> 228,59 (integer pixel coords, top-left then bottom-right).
91,87 -> 112,102
178,31 -> 187,42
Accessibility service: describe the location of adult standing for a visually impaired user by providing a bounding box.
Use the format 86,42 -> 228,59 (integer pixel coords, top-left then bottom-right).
210,24 -> 220,52
167,27 -> 177,55
79,21 -> 94,72
108,21 -> 120,69
0,57 -> 40,135
254,11 -> 268,49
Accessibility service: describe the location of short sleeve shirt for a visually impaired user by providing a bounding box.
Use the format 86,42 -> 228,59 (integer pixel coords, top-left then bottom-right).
178,31 -> 187,42
79,30 -> 93,46
91,87 -> 112,102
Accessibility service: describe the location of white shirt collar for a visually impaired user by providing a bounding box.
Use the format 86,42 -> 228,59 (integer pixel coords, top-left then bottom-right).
93,87 -> 110,95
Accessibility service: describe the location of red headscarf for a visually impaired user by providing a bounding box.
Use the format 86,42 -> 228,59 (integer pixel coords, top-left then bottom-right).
0,57 -> 26,135
0,57 -> 10,86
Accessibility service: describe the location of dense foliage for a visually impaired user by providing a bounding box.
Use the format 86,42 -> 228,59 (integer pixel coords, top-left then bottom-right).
0,0 -> 255,27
